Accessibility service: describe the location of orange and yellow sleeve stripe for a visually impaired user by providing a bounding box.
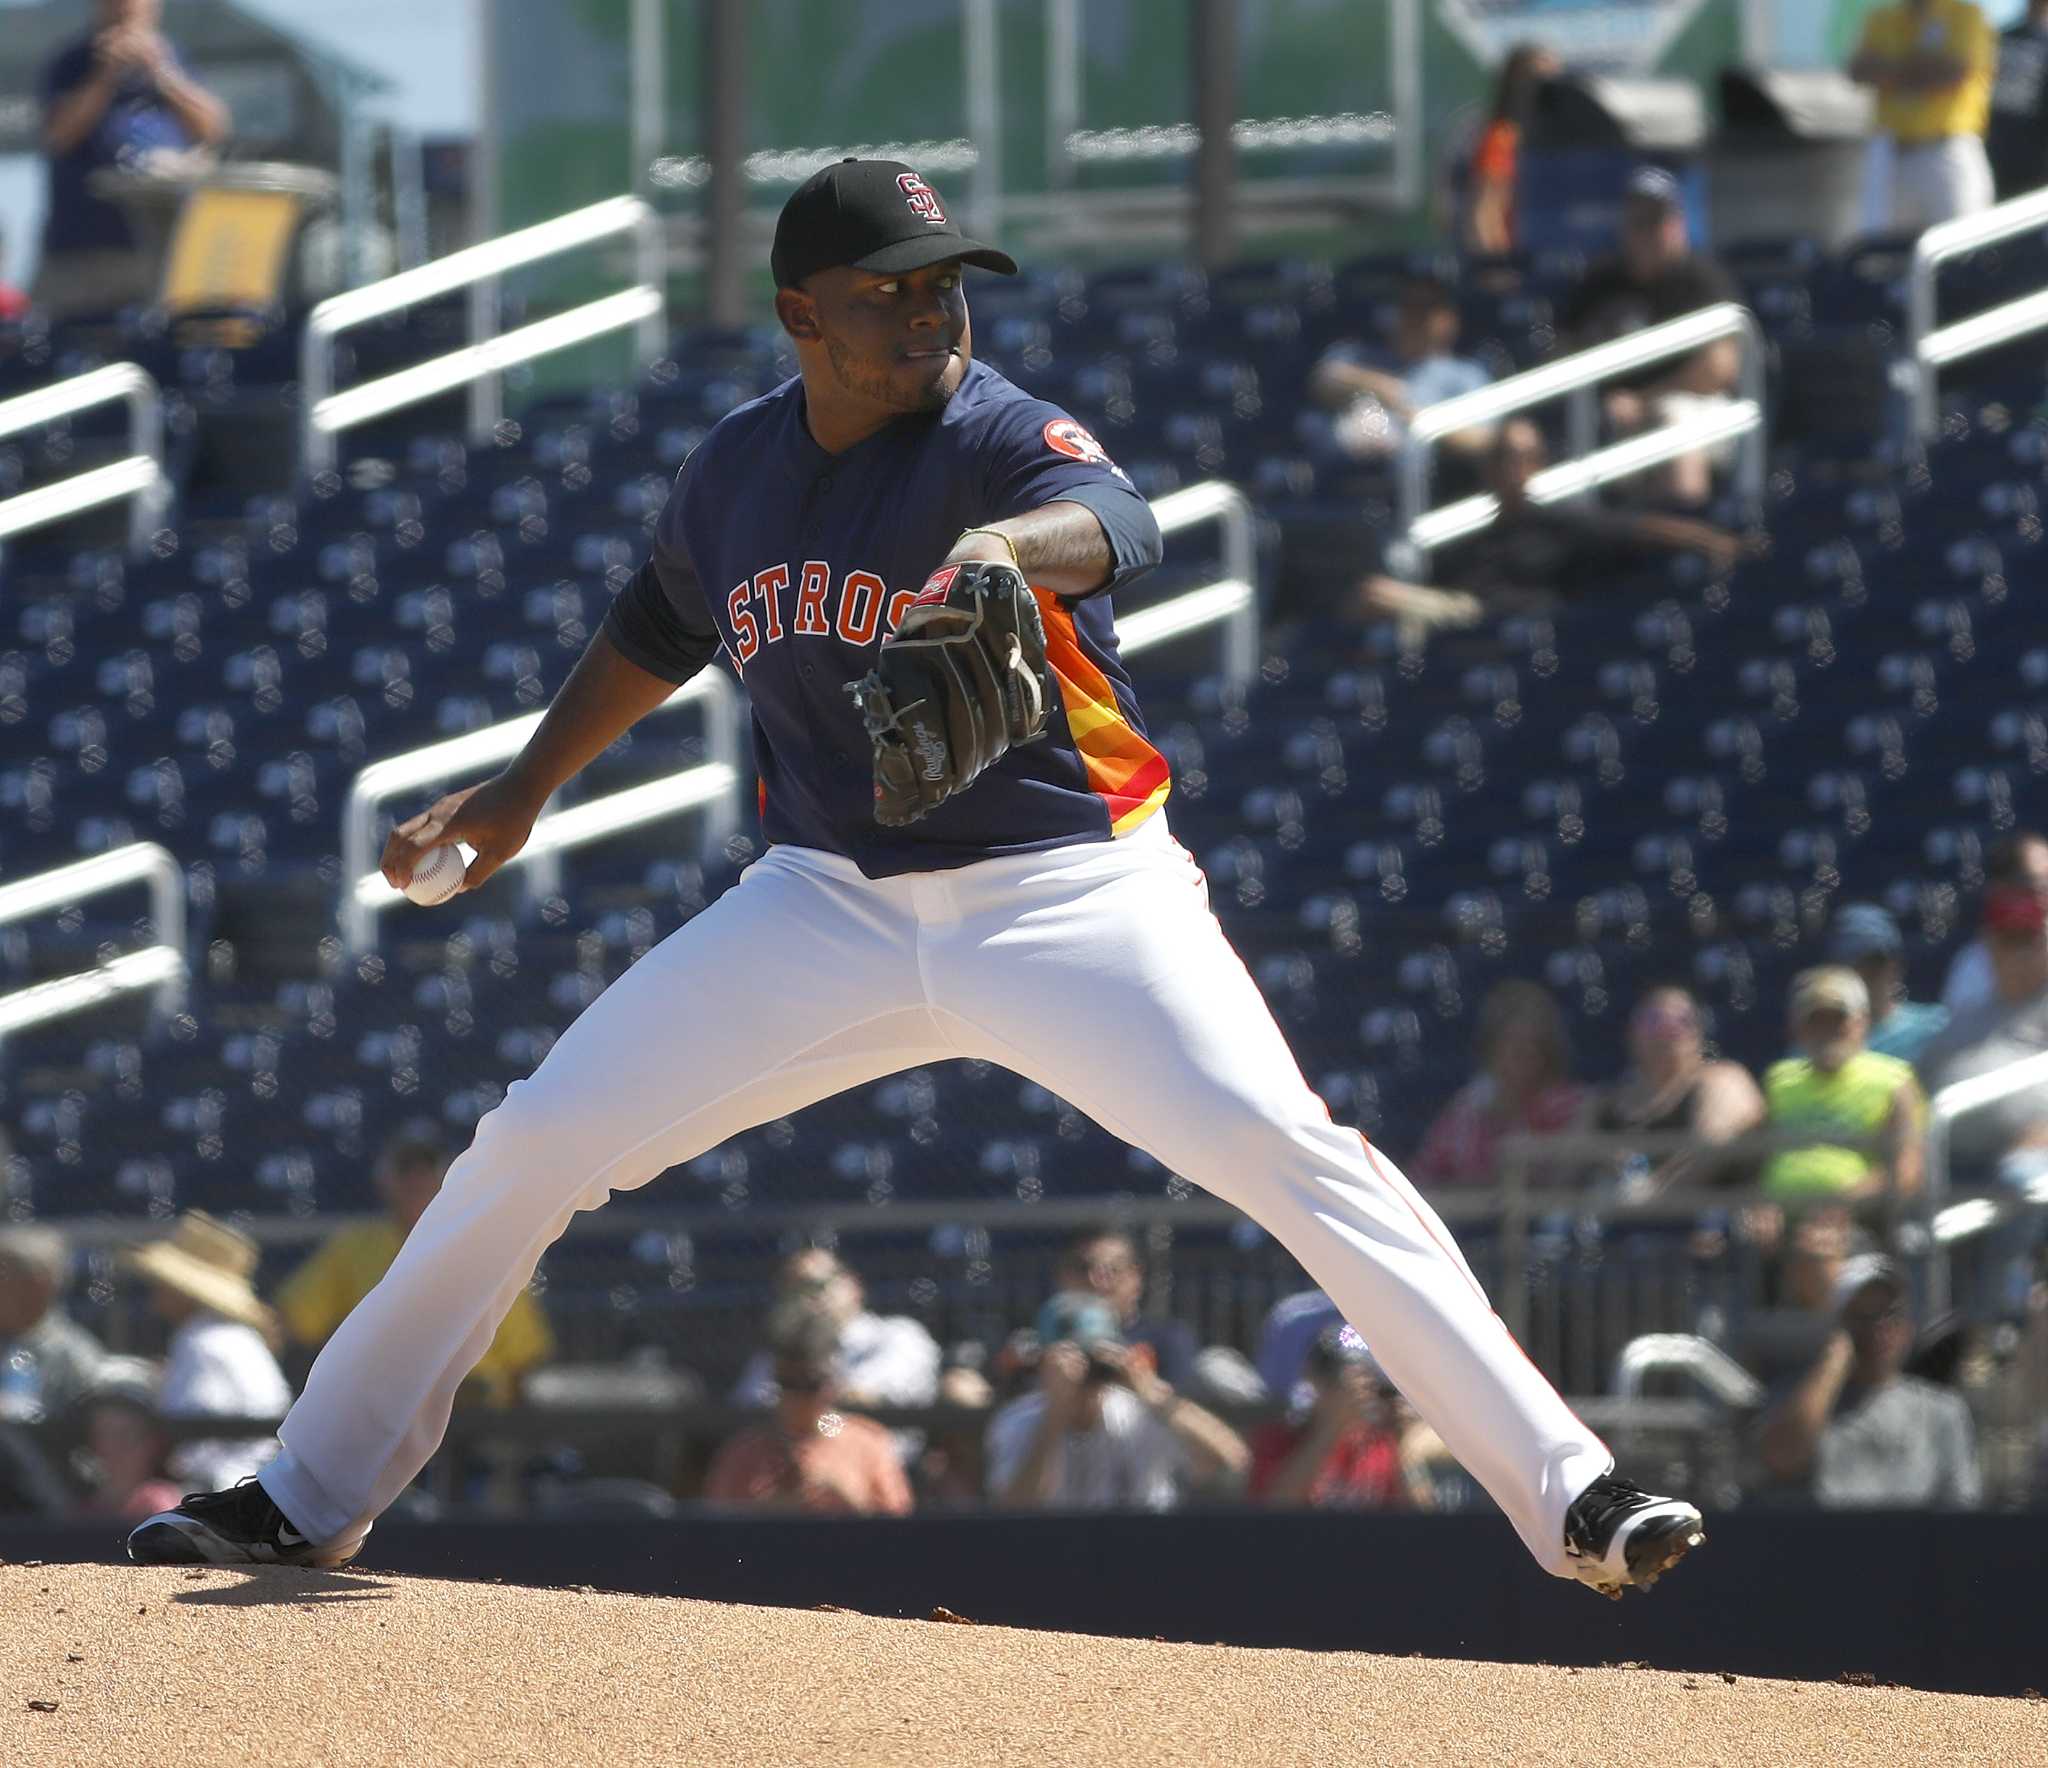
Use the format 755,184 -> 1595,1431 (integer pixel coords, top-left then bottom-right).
1036,591 -> 1172,835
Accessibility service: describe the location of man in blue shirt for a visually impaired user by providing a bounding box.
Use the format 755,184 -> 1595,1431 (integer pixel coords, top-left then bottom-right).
130,159 -> 1702,1603
1309,273 -> 1491,461
1828,903 -> 1949,1065
36,0 -> 229,319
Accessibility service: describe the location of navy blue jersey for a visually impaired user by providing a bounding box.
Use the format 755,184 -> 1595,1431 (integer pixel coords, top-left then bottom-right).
602,359 -> 1168,877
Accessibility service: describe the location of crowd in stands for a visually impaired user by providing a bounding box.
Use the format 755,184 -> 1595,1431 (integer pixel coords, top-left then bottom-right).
7,828 -> 2046,1522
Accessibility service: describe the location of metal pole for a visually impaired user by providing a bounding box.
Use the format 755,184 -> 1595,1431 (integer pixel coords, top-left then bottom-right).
1191,0 -> 1237,268
474,0 -> 501,247
339,91 -> 372,289
1046,0 -> 1081,191
704,0 -> 748,328
1909,245 -> 1940,443
963,0 -> 1004,239
630,0 -> 666,197
1735,310 -> 1768,513
1389,0 -> 1423,211
392,124 -> 428,270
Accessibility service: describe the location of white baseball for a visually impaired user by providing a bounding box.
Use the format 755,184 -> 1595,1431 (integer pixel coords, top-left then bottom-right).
402,843 -> 468,907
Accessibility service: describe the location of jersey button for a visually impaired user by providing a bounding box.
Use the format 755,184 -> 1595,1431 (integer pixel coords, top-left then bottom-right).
801,664 -> 815,679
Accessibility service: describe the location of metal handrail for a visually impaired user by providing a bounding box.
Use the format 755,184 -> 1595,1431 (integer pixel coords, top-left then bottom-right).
300,195 -> 666,476
0,843 -> 187,1035
339,671 -> 743,956
1140,480 -> 1259,685
1613,1334 -> 1767,1409
1924,1046 -> 2048,1313
0,364 -> 171,558
1908,182 -> 2048,440
1396,302 -> 1767,567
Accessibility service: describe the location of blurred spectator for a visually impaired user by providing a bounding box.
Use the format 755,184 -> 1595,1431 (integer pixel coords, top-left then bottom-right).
1309,274 -> 1490,462
1254,1287 -> 1343,1405
1989,0 -> 2048,200
1413,980 -> 1586,1187
1579,984 -> 1765,1193
0,1424 -> 69,1517
986,1293 -> 1247,1509
0,1224 -> 107,1426
1918,884 -> 2048,1318
1054,1223 -> 1197,1390
1762,969 -> 1924,1208
1849,0 -> 1997,230
0,225 -> 29,321
277,1124 -> 553,1407
1463,44 -> 1562,257
1357,420 -> 1753,637
73,1357 -> 181,1521
732,1246 -> 939,1412
703,1308 -> 912,1515
119,1211 -> 290,1490
1828,903 -> 1949,1064
1558,167 -> 1740,507
36,0 -> 230,321
1758,1256 -> 1981,1506
1942,831 -> 2048,1016
1920,884 -> 2048,1176
913,1346 -> 995,1507
1728,1209 -> 1876,1385
1249,1324 -> 1414,1508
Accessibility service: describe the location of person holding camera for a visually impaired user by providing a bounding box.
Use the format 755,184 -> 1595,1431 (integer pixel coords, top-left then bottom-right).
985,1294 -> 1248,1509
1248,1324 -> 1413,1509
703,1306 -> 911,1516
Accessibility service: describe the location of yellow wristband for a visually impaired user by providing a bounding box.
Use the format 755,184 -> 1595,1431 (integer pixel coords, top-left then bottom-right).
957,527 -> 1022,572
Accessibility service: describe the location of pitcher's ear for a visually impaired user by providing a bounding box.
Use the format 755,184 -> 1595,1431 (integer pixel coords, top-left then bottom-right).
775,287 -> 819,341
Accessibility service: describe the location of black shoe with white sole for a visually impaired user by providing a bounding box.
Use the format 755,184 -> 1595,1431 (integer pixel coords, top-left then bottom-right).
1562,1472 -> 1704,1600
126,1478 -> 355,1569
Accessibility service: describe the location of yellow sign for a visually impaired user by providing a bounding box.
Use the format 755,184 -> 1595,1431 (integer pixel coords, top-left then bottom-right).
160,185 -> 301,319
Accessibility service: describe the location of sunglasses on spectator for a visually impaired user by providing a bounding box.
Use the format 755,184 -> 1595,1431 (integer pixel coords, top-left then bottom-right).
1844,1300 -> 1907,1330
774,1367 -> 831,1393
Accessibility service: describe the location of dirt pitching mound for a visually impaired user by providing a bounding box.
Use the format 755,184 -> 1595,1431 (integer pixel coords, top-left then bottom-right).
4,1561 -> 2041,1766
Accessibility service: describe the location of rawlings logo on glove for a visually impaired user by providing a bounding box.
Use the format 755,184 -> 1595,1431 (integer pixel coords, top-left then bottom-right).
845,559 -> 1052,827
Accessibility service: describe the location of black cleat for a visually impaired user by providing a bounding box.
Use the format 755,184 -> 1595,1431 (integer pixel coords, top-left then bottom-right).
126,1478 -> 355,1569
1562,1472 -> 1704,1600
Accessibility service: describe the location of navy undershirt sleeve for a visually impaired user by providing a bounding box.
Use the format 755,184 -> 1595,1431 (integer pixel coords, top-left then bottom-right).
600,468 -> 724,683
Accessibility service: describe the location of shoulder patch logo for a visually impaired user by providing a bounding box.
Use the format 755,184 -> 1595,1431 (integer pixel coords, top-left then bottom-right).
1043,417 -> 1113,466
897,171 -> 947,225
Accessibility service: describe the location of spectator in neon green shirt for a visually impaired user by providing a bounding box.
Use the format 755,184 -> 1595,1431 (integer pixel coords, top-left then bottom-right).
1763,968 -> 1925,1205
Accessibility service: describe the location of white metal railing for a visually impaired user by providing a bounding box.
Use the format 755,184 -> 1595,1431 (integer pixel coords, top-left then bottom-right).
1613,1334 -> 1766,1410
301,196 -> 666,477
0,364 -> 171,558
1396,302 -> 1768,567
1923,1046 -> 2048,1314
1908,182 -> 2048,440
1134,480 -> 1258,685
340,671 -> 743,955
0,843 -> 187,1036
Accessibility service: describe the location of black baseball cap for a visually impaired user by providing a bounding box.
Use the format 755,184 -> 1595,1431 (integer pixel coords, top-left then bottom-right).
770,158 -> 1018,289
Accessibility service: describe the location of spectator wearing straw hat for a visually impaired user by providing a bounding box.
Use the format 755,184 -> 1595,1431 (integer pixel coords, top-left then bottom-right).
121,1211 -> 291,1490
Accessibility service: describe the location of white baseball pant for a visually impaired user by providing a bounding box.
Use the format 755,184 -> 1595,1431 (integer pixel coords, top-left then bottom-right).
259,816 -> 1611,1573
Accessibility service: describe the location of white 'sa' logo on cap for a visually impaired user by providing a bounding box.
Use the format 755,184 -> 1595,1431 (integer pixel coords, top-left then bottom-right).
897,171 -> 947,225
